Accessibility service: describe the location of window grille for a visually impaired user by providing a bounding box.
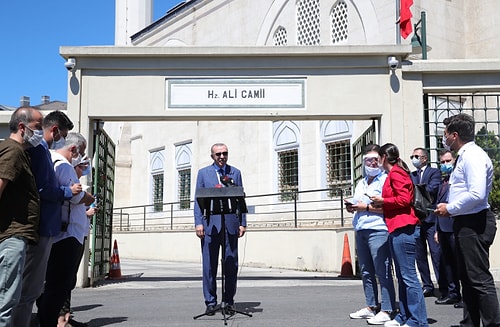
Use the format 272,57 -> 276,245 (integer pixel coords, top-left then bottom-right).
278,149 -> 299,201
297,0 -> 320,45
326,140 -> 351,197
152,173 -> 164,212
330,0 -> 348,44
424,94 -> 500,163
178,168 -> 191,210
274,26 -> 288,46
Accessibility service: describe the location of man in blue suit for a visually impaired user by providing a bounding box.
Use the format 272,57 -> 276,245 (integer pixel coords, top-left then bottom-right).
433,150 -> 461,305
410,147 -> 443,297
194,143 -> 246,315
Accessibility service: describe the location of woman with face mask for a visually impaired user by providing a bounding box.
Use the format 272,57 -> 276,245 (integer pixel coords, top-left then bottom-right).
345,144 -> 396,325
370,143 -> 428,327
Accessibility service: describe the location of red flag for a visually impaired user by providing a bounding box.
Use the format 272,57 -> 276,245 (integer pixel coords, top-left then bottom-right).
400,0 -> 413,39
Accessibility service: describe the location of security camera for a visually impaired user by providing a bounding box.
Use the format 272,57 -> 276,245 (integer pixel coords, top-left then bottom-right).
387,56 -> 399,70
64,57 -> 76,72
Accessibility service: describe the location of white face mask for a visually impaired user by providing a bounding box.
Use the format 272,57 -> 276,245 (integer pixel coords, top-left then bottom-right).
50,136 -> 66,150
24,127 -> 44,147
72,153 -> 83,167
364,166 -> 381,177
442,134 -> 454,151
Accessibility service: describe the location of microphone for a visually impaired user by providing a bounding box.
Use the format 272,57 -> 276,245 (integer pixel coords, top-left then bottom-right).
221,175 -> 235,187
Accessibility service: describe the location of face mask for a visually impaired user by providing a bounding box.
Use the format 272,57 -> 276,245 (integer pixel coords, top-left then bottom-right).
50,135 -> 66,150
72,153 -> 83,167
81,165 -> 91,176
442,134 -> 456,152
364,166 -> 381,177
24,127 -> 44,147
411,157 -> 422,169
440,163 -> 453,174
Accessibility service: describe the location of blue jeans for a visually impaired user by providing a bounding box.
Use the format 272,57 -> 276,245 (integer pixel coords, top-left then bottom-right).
390,225 -> 428,327
356,229 -> 396,312
0,236 -> 28,327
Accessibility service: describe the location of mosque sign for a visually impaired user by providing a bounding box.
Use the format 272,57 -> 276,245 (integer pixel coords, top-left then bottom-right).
167,78 -> 305,109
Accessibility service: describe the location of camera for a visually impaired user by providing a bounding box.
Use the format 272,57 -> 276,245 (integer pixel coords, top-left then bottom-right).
64,57 -> 76,71
387,56 -> 399,70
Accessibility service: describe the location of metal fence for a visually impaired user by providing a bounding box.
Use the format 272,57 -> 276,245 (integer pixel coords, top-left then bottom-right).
112,188 -> 353,232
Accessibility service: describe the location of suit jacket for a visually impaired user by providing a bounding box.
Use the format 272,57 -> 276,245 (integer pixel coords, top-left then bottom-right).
382,165 -> 420,233
194,164 -> 246,235
410,164 -> 441,223
434,177 -> 453,232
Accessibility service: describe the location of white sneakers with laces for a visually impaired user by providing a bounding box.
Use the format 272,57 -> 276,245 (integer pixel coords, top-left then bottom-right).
383,319 -> 410,327
349,307 -> 375,319
367,311 -> 391,325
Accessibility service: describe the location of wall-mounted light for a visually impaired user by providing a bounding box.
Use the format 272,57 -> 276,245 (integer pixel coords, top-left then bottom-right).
410,11 -> 432,60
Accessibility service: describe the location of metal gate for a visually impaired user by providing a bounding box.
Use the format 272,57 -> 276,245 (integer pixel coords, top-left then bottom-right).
423,93 -> 500,162
352,120 -> 377,185
90,124 -> 116,285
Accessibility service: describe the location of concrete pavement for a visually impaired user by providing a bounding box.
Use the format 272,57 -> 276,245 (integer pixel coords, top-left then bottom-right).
67,259 -> 494,327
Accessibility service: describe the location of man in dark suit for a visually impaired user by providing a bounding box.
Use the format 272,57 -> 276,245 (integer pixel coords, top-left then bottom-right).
432,150 -> 461,305
194,143 -> 247,315
409,147 -> 443,297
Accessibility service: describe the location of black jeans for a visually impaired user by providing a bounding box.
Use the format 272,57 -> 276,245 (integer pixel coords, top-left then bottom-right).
453,209 -> 500,327
38,237 -> 83,327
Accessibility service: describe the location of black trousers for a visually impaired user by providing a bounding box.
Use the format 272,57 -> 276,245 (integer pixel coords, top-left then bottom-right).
38,237 -> 83,327
453,209 -> 500,327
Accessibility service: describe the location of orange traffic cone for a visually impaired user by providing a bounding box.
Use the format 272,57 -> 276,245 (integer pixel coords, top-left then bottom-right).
338,233 -> 354,277
109,240 -> 122,279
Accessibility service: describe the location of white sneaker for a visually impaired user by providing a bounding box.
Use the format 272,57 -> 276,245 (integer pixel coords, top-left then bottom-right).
367,311 -> 391,325
349,307 -> 375,319
384,319 -> 403,327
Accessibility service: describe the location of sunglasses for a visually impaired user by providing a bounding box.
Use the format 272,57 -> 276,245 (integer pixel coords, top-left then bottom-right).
410,155 -> 425,159
214,152 -> 228,157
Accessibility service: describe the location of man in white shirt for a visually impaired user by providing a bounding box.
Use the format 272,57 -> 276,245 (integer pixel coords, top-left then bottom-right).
435,113 -> 500,327
37,133 -> 94,327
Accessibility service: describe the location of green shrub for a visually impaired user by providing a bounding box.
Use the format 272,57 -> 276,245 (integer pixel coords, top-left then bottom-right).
475,126 -> 500,214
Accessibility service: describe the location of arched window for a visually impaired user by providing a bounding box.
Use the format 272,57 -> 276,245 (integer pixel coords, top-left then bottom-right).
175,142 -> 192,209
274,121 -> 301,201
273,26 -> 288,46
150,149 -> 165,212
330,0 -> 348,44
296,0 -> 320,45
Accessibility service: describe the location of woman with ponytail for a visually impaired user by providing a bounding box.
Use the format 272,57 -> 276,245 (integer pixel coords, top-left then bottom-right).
370,143 -> 428,327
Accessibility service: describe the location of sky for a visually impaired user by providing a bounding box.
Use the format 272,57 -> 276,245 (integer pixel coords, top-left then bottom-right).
0,0 -> 181,108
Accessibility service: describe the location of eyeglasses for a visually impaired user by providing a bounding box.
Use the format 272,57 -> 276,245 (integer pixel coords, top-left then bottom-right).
410,155 -> 425,160
440,159 -> 453,164
364,157 -> 378,163
214,152 -> 228,157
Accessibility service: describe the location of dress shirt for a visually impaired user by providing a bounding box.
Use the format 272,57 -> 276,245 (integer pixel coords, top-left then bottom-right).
447,141 -> 492,216
51,152 -> 88,245
351,172 -> 388,231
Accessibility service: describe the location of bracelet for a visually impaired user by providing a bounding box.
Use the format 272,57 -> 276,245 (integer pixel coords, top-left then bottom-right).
366,204 -> 369,212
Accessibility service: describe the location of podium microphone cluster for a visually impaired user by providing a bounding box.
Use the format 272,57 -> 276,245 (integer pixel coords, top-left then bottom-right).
221,175 -> 235,187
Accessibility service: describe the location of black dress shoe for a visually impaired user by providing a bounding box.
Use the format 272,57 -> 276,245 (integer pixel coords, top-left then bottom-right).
205,305 -> 216,316
454,301 -> 464,308
422,289 -> 434,297
435,296 -> 460,305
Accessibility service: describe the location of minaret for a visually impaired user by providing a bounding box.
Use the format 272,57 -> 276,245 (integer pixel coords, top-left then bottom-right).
115,0 -> 153,45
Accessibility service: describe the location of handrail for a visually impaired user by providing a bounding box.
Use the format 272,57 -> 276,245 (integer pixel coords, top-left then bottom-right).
111,187 -> 353,232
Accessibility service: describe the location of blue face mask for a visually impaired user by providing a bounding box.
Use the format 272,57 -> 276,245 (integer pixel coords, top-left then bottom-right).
440,163 -> 453,174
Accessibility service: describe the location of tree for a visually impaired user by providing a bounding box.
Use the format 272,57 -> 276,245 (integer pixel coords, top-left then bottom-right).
475,126 -> 500,214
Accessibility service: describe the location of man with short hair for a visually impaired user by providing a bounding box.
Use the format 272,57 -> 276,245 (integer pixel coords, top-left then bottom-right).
12,110 -> 80,327
0,107 -> 41,326
436,113 -> 500,326
37,132 -> 94,327
433,150 -> 461,306
194,143 -> 246,316
409,147 -> 443,298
